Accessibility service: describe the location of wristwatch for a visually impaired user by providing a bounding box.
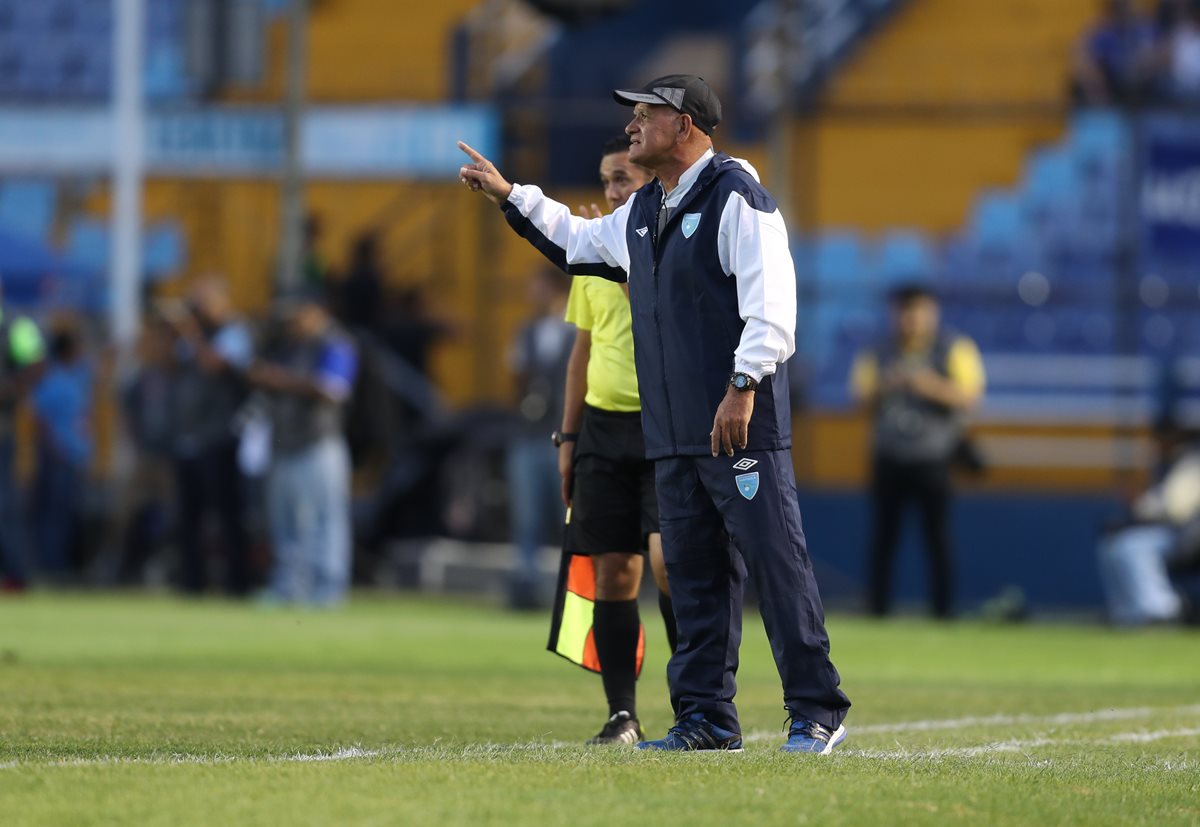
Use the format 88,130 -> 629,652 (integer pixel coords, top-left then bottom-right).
551,430 -> 578,447
729,372 -> 759,392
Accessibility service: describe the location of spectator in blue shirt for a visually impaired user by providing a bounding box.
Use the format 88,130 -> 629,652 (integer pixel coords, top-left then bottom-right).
1072,0 -> 1160,105
31,323 -> 92,578
250,298 -> 358,606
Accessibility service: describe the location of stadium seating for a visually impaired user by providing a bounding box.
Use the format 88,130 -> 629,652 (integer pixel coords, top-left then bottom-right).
0,0 -> 189,101
800,110 -> 1194,420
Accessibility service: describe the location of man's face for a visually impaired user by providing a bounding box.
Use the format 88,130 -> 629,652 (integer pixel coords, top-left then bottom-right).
290,303 -> 326,340
599,151 -> 651,210
625,103 -> 683,168
893,296 -> 940,342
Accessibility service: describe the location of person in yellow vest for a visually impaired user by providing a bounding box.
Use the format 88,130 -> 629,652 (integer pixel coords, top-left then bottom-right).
554,135 -> 674,745
850,283 -> 986,619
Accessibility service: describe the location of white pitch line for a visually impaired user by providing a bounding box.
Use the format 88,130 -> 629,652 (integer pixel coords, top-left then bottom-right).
32,749 -> 401,769
1108,727 -> 1200,744
742,703 -> 1200,743
5,705 -> 1200,770
843,726 -> 1200,760
287,747 -> 383,762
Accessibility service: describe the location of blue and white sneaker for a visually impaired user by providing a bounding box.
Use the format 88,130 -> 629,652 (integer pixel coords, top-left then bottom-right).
637,713 -> 743,752
780,718 -> 847,754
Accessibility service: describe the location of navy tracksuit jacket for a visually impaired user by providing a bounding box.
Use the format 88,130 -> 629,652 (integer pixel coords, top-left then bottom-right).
503,151 -> 850,732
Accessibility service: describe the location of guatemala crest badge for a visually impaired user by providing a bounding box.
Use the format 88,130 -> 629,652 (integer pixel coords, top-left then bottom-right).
735,472 -> 759,501
681,212 -> 701,238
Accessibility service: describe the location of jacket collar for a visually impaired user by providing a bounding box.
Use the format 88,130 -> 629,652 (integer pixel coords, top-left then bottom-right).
663,148 -> 714,207
639,152 -> 737,226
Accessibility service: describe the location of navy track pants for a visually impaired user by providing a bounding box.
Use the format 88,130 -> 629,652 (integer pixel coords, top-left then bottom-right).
656,450 -> 851,733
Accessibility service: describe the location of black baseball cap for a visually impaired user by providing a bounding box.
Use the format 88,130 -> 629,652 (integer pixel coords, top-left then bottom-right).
612,74 -> 722,135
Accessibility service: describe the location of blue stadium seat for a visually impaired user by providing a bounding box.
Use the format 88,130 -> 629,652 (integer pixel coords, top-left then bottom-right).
1021,150 -> 1084,253
143,222 -> 186,278
1069,111 -> 1129,180
0,180 -> 56,240
1139,311 -> 1179,355
0,0 -> 189,101
16,1 -> 55,31
969,192 -> 1025,250
66,219 -> 109,270
813,232 -> 870,305
1022,149 -> 1076,215
1044,253 -> 1118,305
875,230 -> 935,288
74,2 -> 111,35
962,193 -> 1042,286
1144,256 -> 1200,286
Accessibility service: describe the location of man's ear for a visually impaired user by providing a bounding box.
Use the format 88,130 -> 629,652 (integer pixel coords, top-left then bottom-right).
677,113 -> 693,140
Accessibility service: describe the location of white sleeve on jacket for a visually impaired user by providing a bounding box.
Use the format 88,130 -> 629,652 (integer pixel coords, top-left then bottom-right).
717,191 -> 797,381
506,184 -> 632,275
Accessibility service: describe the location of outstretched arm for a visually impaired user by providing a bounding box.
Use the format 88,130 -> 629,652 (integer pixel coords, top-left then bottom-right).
458,142 -> 632,281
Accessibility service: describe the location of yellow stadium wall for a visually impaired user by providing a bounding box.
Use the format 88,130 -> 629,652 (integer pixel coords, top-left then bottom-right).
799,117 -> 1064,234
800,0 -> 1106,234
793,413 -> 1150,493
229,0 -> 479,103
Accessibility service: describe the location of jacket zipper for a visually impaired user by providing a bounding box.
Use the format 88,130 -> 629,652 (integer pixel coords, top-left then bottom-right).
650,185 -> 678,451
648,158 -> 724,453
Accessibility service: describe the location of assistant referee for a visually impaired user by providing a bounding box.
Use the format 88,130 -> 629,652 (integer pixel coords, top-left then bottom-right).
557,135 -> 676,746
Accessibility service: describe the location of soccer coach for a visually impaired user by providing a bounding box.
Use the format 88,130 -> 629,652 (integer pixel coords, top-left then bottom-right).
459,75 -> 850,753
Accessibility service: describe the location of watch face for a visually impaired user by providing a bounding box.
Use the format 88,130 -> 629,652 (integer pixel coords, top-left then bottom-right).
733,375 -> 747,389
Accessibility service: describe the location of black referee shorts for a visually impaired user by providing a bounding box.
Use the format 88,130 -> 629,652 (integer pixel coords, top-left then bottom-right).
566,404 -> 659,555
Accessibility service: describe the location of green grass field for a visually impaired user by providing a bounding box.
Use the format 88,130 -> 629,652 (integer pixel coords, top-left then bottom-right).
1,593 -> 1198,826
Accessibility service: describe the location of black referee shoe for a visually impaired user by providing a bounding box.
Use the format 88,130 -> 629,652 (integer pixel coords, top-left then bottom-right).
586,711 -> 644,746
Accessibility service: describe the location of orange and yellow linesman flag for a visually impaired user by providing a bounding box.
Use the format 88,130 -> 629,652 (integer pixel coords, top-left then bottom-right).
547,548 -> 645,675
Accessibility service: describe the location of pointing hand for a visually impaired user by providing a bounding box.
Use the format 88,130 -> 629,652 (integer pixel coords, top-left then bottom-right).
458,141 -> 514,206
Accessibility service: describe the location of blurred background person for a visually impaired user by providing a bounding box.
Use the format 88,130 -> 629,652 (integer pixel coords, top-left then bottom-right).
30,320 -> 92,581
250,298 -> 358,607
302,213 -> 330,300
0,289 -> 43,592
382,286 -> 457,383
1071,0 -> 1160,105
851,284 -> 986,619
340,232 -> 385,335
162,278 -> 254,597
1160,0 -> 1200,101
117,314 -> 178,586
507,266 -> 574,609
1098,443 -> 1200,626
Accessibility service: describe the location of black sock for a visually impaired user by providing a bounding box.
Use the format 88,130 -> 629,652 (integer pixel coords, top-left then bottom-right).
593,598 -> 640,719
658,591 -> 678,655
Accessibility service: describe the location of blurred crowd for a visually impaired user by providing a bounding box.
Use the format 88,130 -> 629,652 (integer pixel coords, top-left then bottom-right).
0,215 -> 462,606
1072,0 -> 1200,106
0,226 -> 1196,625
